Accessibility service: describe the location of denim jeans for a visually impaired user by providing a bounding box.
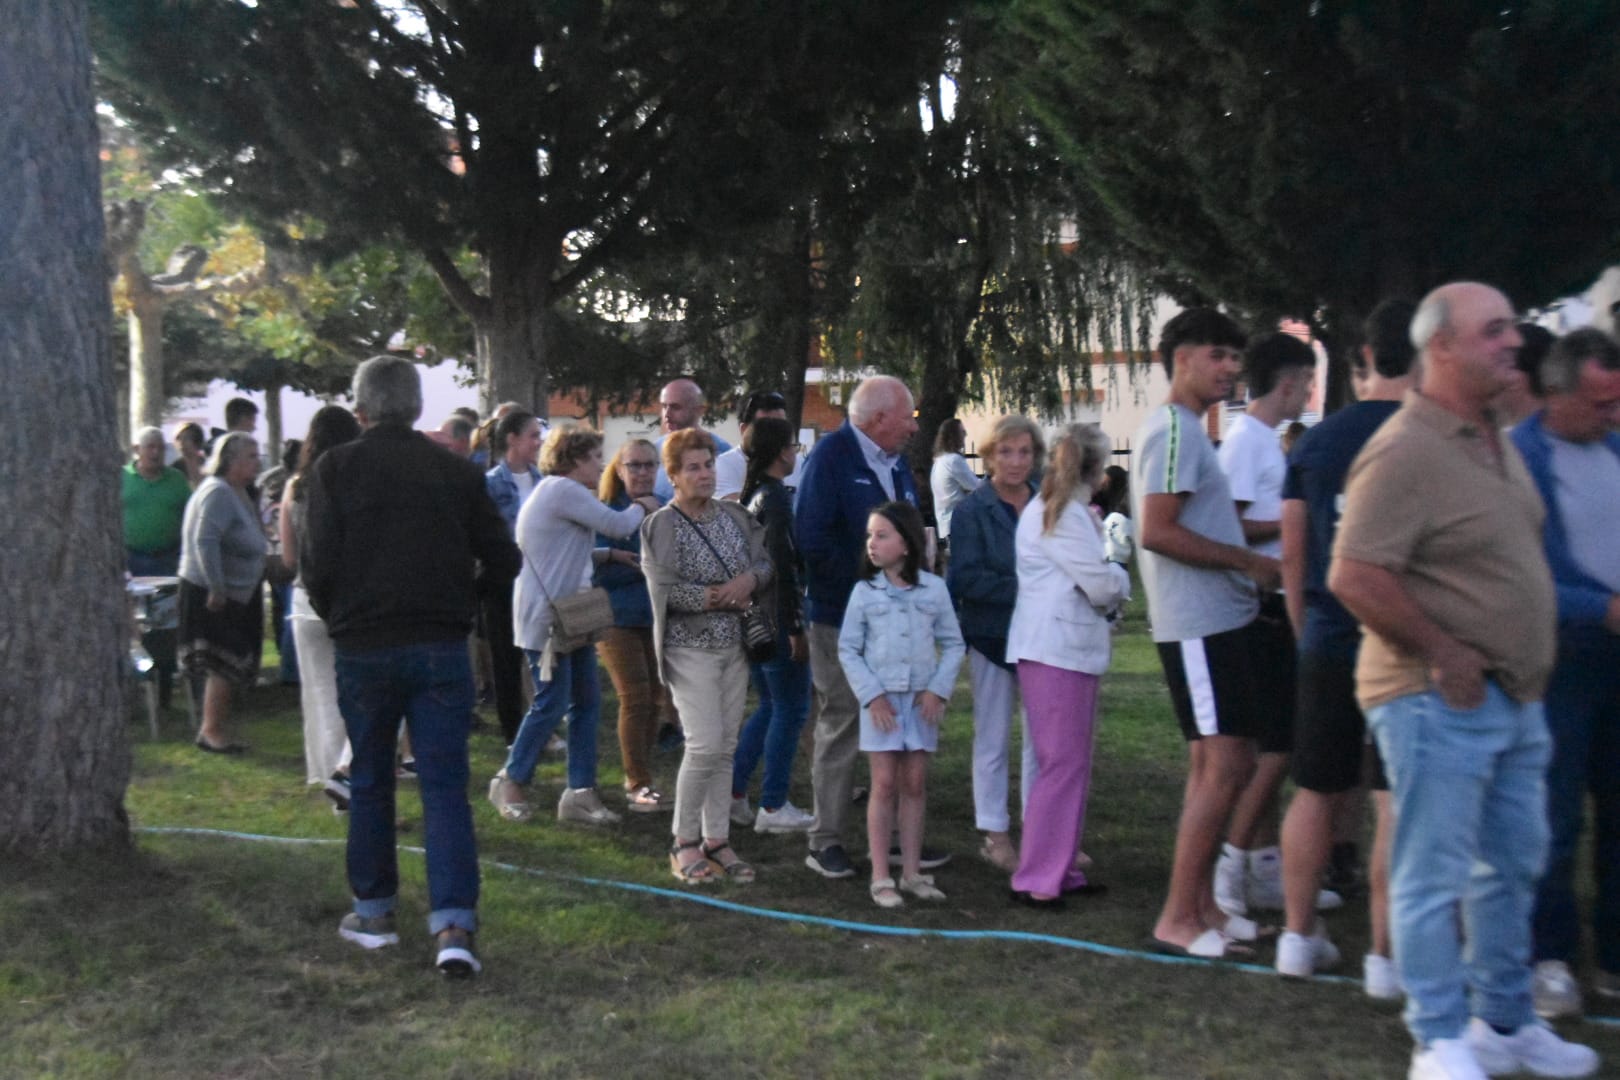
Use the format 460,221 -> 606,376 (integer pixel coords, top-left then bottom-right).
733,630 -> 811,810
503,645 -> 600,790
1367,682 -> 1550,1045
271,580 -> 299,684
333,638 -> 478,935
1532,638 -> 1620,972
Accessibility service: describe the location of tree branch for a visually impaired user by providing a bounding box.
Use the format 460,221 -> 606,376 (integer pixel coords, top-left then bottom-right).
422,247 -> 491,322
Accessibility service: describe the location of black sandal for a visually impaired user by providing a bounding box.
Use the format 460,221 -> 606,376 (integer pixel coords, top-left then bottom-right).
701,841 -> 756,883
669,839 -> 718,884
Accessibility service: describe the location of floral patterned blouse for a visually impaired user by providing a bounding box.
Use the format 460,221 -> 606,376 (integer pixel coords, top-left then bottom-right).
665,502 -> 773,649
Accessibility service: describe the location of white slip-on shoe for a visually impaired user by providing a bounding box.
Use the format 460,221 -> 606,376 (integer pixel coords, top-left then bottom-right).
1464,1017 -> 1598,1078
1410,1039 -> 1487,1080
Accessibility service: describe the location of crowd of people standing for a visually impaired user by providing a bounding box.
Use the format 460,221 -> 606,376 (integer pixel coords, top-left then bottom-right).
119,288 -> 1620,1079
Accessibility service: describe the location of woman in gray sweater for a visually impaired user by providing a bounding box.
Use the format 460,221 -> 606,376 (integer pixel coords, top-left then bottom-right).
178,431 -> 267,753
489,426 -> 660,825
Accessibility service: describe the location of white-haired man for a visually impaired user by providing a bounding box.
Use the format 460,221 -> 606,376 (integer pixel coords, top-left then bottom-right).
794,375 -> 929,879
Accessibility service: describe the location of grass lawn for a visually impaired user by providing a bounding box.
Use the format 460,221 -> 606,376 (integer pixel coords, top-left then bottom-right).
6,602 -> 1618,1078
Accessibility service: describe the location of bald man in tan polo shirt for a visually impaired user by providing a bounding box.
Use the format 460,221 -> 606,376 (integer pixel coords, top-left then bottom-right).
1329,282 -> 1596,1080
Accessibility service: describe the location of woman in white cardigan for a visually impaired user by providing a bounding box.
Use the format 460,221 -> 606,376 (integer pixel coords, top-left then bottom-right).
489,426 -> 660,825
1004,424 -> 1131,907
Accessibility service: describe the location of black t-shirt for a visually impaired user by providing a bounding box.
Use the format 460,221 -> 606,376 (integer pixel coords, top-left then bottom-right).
1282,400 -> 1401,658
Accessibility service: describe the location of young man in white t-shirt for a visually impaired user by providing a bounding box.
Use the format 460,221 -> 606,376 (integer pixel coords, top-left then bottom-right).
1214,333 -> 1323,923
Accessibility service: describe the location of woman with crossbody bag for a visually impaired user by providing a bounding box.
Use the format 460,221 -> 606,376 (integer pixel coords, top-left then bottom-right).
642,429 -> 774,883
489,426 -> 659,825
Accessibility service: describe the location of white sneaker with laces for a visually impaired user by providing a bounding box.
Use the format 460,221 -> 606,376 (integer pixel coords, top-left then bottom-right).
1464,1017 -> 1599,1078
1532,959 -> 1583,1020
1365,953 -> 1404,1001
557,787 -> 622,826
754,801 -> 814,833
729,795 -> 754,827
1275,924 -> 1341,978
1410,1039 -> 1488,1080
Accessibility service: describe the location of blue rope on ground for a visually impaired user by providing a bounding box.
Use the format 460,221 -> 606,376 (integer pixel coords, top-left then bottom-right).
137,825 -> 1620,1030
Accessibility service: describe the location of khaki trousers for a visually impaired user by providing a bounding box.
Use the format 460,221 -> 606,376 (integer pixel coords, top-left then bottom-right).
665,644 -> 749,841
808,621 -> 861,851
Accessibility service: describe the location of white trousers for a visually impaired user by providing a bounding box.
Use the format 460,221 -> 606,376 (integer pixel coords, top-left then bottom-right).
969,647 -> 1037,833
291,586 -> 351,784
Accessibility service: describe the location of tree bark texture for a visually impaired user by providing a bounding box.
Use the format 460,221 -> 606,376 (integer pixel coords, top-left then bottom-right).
0,0 -> 133,853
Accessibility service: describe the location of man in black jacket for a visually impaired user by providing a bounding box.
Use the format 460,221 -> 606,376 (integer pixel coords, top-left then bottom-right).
302,356 -> 519,977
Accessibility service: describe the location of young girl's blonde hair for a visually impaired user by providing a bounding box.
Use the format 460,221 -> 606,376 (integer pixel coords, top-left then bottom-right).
1041,423 -> 1112,534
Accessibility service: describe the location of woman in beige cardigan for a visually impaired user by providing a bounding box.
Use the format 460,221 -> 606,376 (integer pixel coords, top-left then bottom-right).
642,428 -> 774,884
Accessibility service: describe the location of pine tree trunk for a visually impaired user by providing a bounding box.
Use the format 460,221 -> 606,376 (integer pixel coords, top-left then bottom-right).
781,207 -> 815,432
479,243 -> 554,419
0,0 -> 133,855
127,292 -> 164,435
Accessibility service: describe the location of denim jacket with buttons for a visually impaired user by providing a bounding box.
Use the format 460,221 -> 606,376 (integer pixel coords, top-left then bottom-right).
837,570 -> 965,708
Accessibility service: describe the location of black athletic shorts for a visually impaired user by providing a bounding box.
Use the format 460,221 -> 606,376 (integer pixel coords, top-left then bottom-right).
1290,650 -> 1389,793
1250,594 -> 1295,755
1157,620 -> 1263,742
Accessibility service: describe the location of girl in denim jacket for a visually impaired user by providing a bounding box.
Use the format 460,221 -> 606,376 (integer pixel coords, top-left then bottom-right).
838,502 -> 965,908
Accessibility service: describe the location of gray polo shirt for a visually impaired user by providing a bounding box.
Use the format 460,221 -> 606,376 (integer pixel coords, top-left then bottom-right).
1131,403 -> 1259,642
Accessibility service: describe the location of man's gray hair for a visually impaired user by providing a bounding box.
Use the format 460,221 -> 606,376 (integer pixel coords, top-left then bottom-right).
1541,326 -> 1620,394
134,426 -> 164,446
1410,289 -> 1451,352
206,431 -> 258,477
353,355 -> 423,426
848,375 -> 912,427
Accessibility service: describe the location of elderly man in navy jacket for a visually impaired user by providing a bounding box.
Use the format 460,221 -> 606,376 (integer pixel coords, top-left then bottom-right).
1511,327 -> 1620,1021
795,375 -> 923,879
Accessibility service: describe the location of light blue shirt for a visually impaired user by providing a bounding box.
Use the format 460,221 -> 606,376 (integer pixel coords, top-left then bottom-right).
852,423 -> 901,501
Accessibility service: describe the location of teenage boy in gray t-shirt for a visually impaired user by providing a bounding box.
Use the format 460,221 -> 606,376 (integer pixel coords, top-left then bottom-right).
1132,308 -> 1280,960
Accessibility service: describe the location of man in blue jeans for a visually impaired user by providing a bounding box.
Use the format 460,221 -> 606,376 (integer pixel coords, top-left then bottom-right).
1330,282 -> 1597,1080
1511,328 -> 1620,1020
303,356 -> 519,977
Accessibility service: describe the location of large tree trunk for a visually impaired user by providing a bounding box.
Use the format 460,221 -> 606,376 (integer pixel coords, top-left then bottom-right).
781,206 -> 815,432
0,0 -> 132,854
127,290 -> 164,436
479,243 -> 554,418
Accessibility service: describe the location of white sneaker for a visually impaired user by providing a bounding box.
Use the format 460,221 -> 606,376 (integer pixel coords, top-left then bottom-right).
754,801 -> 814,833
1215,846 -> 1248,917
729,795 -> 754,827
1275,925 -> 1341,978
1410,1039 -> 1488,1080
557,787 -> 622,826
1532,960 -> 1584,1020
1365,953 -> 1404,1001
1464,1017 -> 1599,1078
1242,847 -> 1340,911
